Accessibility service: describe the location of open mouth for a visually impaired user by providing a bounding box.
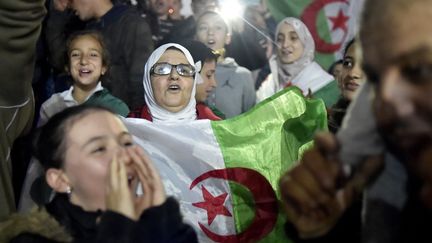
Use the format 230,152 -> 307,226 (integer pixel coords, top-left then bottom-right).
127,174 -> 136,189
79,69 -> 92,76
168,84 -> 181,91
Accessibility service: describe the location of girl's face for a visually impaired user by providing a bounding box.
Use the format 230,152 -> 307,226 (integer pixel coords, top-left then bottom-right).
62,111 -> 138,211
151,49 -> 194,112
276,22 -> 305,64
195,13 -> 231,51
195,60 -> 217,102
341,43 -> 366,101
68,35 -> 106,90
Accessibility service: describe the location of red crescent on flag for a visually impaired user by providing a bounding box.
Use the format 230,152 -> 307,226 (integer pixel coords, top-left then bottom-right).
301,0 -> 349,53
190,168 -> 278,243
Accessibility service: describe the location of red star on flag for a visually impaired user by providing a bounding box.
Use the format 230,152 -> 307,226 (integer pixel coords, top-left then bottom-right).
192,186 -> 232,226
329,9 -> 349,32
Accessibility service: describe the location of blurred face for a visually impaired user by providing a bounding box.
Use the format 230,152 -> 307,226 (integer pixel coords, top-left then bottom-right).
196,60 -> 217,102
191,0 -> 218,17
63,111 -> 138,211
276,22 -> 304,64
341,43 -> 365,101
365,5 -> 432,204
151,49 -> 194,112
149,0 -> 169,16
68,35 -> 106,91
196,13 -> 231,51
69,0 -> 97,20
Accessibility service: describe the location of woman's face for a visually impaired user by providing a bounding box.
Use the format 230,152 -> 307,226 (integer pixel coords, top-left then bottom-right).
195,60 -> 217,102
151,49 -> 194,113
63,111 -> 138,211
68,35 -> 106,90
341,43 -> 366,101
276,22 -> 304,64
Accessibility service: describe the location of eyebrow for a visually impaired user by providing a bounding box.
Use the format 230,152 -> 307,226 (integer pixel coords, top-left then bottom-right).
81,131 -> 132,149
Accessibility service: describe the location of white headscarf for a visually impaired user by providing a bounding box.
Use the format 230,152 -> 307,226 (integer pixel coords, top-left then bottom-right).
143,43 -> 201,123
276,17 -> 315,85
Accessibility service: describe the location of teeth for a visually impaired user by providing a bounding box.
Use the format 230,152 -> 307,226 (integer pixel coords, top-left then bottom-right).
169,84 -> 180,89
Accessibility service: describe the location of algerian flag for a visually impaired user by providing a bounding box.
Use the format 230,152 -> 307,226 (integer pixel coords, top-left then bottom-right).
124,87 -> 327,242
267,0 -> 365,69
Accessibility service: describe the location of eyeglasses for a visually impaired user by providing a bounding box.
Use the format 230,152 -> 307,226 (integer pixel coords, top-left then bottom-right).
150,62 -> 195,77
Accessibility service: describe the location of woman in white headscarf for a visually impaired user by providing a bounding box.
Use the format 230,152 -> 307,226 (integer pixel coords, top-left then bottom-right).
256,17 -> 339,107
129,43 -> 221,122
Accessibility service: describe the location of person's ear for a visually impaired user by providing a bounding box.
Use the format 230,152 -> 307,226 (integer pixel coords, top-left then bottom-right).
46,168 -> 71,194
65,65 -> 70,74
224,32 -> 232,45
101,65 -> 107,75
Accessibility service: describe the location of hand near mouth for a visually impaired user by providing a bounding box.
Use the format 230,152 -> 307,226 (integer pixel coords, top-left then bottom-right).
129,146 -> 166,216
106,151 -> 137,220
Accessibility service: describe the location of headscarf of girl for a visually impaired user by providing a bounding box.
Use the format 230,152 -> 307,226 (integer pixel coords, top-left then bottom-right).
276,17 -> 315,85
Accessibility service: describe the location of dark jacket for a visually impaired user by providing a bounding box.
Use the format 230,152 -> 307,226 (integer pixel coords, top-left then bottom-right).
2,194 -> 197,243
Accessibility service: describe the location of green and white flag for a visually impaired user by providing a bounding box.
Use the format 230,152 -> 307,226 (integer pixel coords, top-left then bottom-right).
124,87 -> 327,242
268,0 -> 365,69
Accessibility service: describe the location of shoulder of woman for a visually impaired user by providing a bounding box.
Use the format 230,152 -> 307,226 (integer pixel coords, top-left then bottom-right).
0,207 -> 72,243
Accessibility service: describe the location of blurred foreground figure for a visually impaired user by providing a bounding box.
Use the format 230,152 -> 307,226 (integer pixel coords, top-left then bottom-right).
279,0 -> 432,242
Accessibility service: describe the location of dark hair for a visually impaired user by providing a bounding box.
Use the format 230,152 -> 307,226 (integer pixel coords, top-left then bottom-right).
327,59 -> 343,74
343,38 -> 356,57
196,10 -> 231,34
33,105 -> 116,170
178,40 -> 219,69
65,30 -> 110,72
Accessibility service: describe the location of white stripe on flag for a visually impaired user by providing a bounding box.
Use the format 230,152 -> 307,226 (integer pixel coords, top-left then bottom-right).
124,118 -> 235,242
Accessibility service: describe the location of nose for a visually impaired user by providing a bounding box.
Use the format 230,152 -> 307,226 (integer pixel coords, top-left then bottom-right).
347,64 -> 363,80
80,55 -> 88,65
380,67 -> 414,117
169,66 -> 179,80
114,145 -> 133,166
210,77 -> 217,88
281,38 -> 291,49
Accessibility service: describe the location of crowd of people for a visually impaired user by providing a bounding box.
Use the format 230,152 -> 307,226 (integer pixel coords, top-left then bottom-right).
1,0 -> 432,242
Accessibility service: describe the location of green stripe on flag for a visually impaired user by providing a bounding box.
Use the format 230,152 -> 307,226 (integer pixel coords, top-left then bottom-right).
211,88 -> 328,242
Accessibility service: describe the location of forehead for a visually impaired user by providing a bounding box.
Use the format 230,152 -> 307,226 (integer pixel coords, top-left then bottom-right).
198,13 -> 226,27
277,23 -> 296,35
157,49 -> 189,64
363,5 -> 432,68
202,59 -> 216,70
70,35 -> 102,50
67,111 -> 127,144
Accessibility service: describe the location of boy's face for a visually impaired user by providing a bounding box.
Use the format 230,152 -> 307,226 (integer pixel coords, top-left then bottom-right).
366,5 -> 432,184
195,13 -> 231,51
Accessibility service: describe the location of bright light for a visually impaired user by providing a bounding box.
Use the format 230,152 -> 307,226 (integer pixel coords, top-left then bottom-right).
219,0 -> 244,20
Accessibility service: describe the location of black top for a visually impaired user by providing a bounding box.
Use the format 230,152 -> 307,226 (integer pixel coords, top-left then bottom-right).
13,194 -> 198,243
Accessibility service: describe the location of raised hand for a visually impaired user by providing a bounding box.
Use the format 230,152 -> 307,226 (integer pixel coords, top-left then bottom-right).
127,146 -> 166,217
279,132 -> 383,238
106,150 -> 137,220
